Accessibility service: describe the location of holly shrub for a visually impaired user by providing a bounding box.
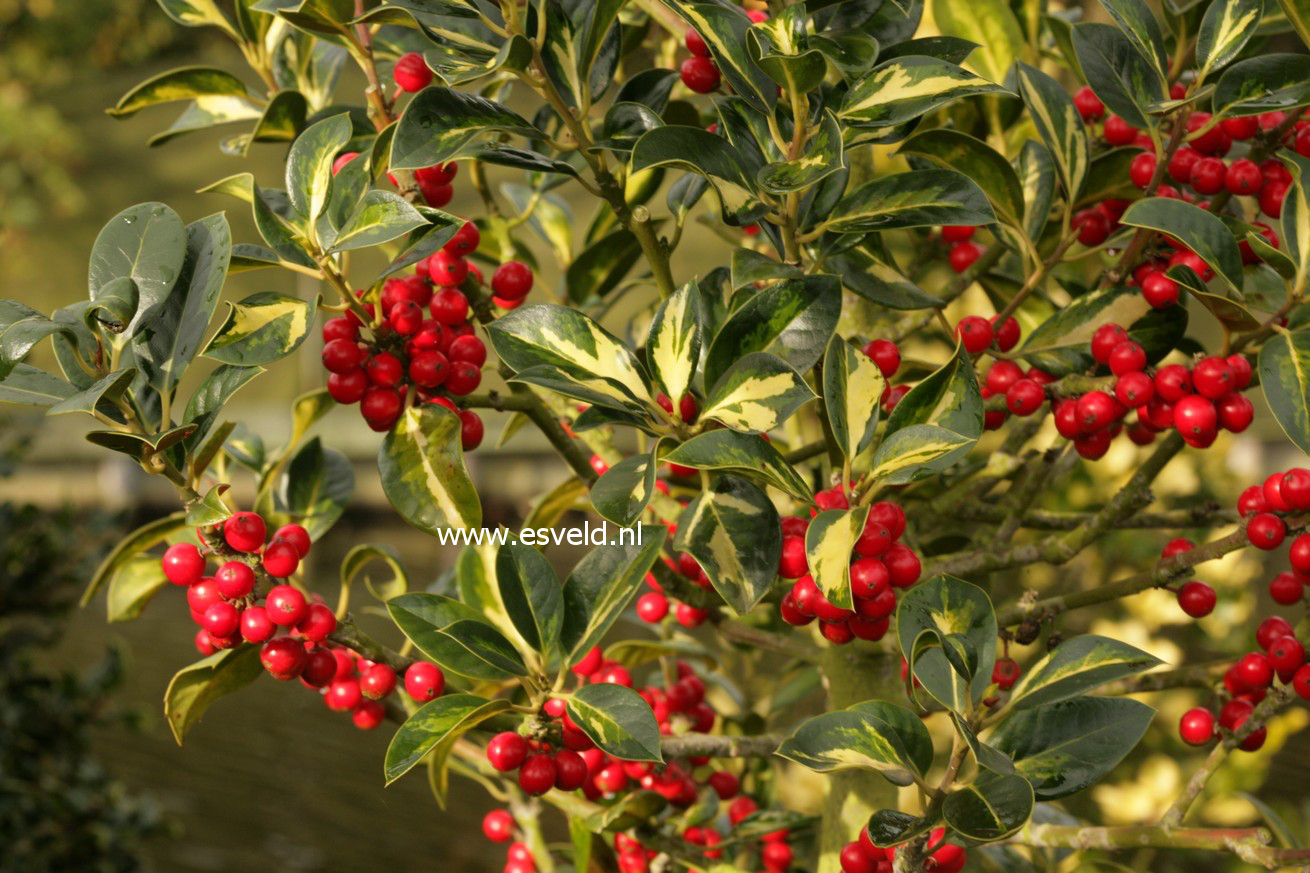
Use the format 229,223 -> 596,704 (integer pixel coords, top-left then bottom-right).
7,0 -> 1310,869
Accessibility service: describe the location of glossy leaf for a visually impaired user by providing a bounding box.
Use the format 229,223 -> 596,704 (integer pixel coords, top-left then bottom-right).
106,555 -> 170,622
662,0 -> 776,113
488,304 -> 656,415
759,110 -> 846,196
676,474 -> 781,615
285,112 -> 352,225
1120,197 -> 1244,291
327,190 -> 427,252
385,694 -> 512,784
1015,62 -> 1090,202
701,352 -> 815,434
1196,0 -> 1262,82
776,708 -> 922,786
805,507 -> 869,611
629,126 -> 762,223
79,511 -> 187,607
1260,327 -> 1310,454
163,645 -> 263,745
1101,0 -> 1170,86
942,771 -> 1034,841
560,527 -> 666,661
840,56 -> 1006,128
1018,285 -> 1186,376
46,368 -> 136,419
203,291 -> 317,366
646,280 -> 702,408
823,337 -> 886,464
847,701 -> 935,778
748,4 -> 827,94
827,248 -> 941,309
280,437 -> 354,540
387,593 -> 523,680
703,275 -> 840,390
663,429 -> 812,500
929,0 -> 1024,83
110,66 -> 251,117
496,544 -> 564,657
591,450 -> 660,527
391,86 -> 541,170
379,405 -> 482,534
1008,635 -> 1162,709
897,575 -> 998,709
1214,54 -> 1310,116
898,129 -> 1024,233
0,364 -> 77,408
88,202 -> 187,340
567,683 -> 664,763
565,226 -> 643,302
135,213 -> 231,394
827,169 -> 996,233
1278,0 -> 1310,51
1072,23 -> 1166,130
991,697 -> 1154,799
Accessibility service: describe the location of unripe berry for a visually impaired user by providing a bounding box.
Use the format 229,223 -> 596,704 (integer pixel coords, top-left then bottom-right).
405,661 -> 445,701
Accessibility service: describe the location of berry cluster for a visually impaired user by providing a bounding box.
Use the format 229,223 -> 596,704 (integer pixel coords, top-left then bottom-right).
839,825 -> 966,873
479,811 -> 540,873
939,224 -> 986,274
1179,614 -> 1310,750
162,510 -> 447,730
1050,324 -> 1253,459
777,489 -> 922,645
679,13 -> 769,95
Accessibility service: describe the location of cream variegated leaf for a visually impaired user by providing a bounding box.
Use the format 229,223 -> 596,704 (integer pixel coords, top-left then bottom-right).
701,352 -> 815,434
378,406 -> 482,533
285,112 -> 352,226
805,506 -> 869,610
663,430 -> 812,499
202,292 -> 317,366
839,56 -> 1008,127
675,475 -> 780,615
1007,635 -> 1163,709
567,683 -> 663,762
867,425 -> 973,483
1197,0 -> 1262,82
660,0 -> 776,113
646,280 -> 701,407
384,694 -> 511,785
1015,63 -> 1089,203
823,337 -> 886,464
776,709 -> 921,785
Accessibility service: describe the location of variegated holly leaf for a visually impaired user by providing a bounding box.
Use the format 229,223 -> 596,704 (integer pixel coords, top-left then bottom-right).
385,694 -> 512,784
898,129 -> 1024,236
823,337 -> 886,465
202,292 -> 317,366
663,430 -> 812,500
729,249 -> 803,289
700,352 -> 815,434
839,56 -> 1007,128
164,645 -> 263,745
591,449 -> 662,527
951,712 -> 1015,774
1101,0 -> 1170,87
991,697 -> 1154,799
1017,284 -> 1186,376
759,110 -> 846,196
1196,0 -> 1262,83
1016,141 -> 1056,244
327,190 -> 427,253
1072,23 -> 1166,130
675,474 -> 780,615
703,275 -> 840,390
929,0 -> 1023,83
629,126 -> 764,224
488,304 -> 657,415
869,341 -> 983,484
810,30 -> 881,81
827,248 -> 941,310
847,701 -> 935,778
897,575 -> 998,710
646,280 -> 701,408
805,506 -> 869,611
1015,62 -> 1089,203
567,683 -> 663,763
378,405 -> 481,534
662,0 -> 776,113
1120,198 -> 1244,291
285,112 -> 352,228
496,544 -> 563,658
942,771 -> 1034,841
747,4 -> 827,94
89,202 -> 187,342
387,593 -> 525,680
560,527 -> 666,661
776,708 -> 922,786
109,65 -> 253,117
1260,325 -> 1310,454
825,169 -> 995,233
1007,635 -> 1162,709
1214,54 -> 1310,117
390,86 -> 542,170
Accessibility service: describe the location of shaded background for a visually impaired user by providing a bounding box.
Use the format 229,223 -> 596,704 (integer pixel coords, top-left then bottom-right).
3,1 -> 1310,871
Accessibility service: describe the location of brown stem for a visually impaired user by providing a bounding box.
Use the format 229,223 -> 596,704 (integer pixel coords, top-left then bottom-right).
660,732 -> 782,758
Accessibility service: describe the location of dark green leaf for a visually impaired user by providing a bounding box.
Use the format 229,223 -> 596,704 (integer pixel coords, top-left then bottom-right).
384,694 -> 512,784
388,593 -> 520,680
591,450 -> 660,527
567,683 -> 663,763
496,543 -> 564,656
1015,62 -> 1090,202
560,527 -> 667,661
1008,635 -> 1162,708
390,86 -> 541,170
1120,197 -> 1244,291
88,202 -> 187,339
897,575 -> 998,710
662,0 -> 776,113
776,707 -> 923,785
1214,54 -> 1310,115
1072,22 -> 1166,129
942,771 -> 1034,841
1196,0 -> 1262,82
827,169 -> 996,233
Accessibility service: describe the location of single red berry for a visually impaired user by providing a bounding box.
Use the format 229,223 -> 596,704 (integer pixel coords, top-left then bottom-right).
779,591 -> 812,626
1281,468 -> 1310,510
162,543 -> 206,586
1225,158 -> 1263,196
1006,379 -> 1045,416
948,241 -> 983,274
459,409 -> 484,451
409,350 -> 450,388
1237,484 -> 1269,517
1074,85 -> 1104,120
1189,156 -> 1227,195
1269,637 -> 1307,683
417,178 -> 452,209
1192,357 -> 1233,398
992,316 -> 1020,352
954,315 -> 993,354
405,661 -> 445,701
429,250 -> 468,288
1265,471 -> 1293,511
1108,341 -> 1146,376
1173,394 -> 1217,440
352,699 -> 385,731
985,361 -> 1023,394
1177,580 -> 1216,617
239,605 -> 276,643
680,56 -> 720,93
1129,152 -> 1157,189
992,657 -> 1021,690
779,536 -> 808,579
260,637 -> 306,679
518,755 -> 557,796
1115,371 -> 1154,407
572,646 -> 603,676
636,591 -> 669,623
941,225 -> 976,243
444,221 -> 480,256
331,152 -> 359,176
1270,571 -> 1305,605
1074,208 -> 1110,245
483,809 -> 516,842
1076,391 -> 1117,431
1261,180 -> 1289,218
224,511 -> 266,553
415,162 -> 457,187
1222,115 -> 1260,139
300,648 -> 337,688
265,584 -> 308,626
1161,538 -> 1195,559
1294,664 -> 1310,701
328,368 -> 368,404
1154,364 -> 1192,401
360,663 -> 398,700
445,361 -> 481,395
429,287 -> 469,325
215,560 -> 255,599
1236,652 -> 1275,688
881,384 -> 910,412
1179,707 -> 1215,745
1216,393 -> 1252,432
839,842 -> 877,873
1168,147 -> 1202,183
262,540 -> 300,578
361,387 -> 403,431
1258,616 -> 1295,649
448,334 -> 487,367
1090,324 -> 1129,363
492,261 -> 534,300
685,28 -> 709,57
864,338 -> 900,378
272,523 -> 311,558
676,602 -> 709,627
325,677 -> 363,712
883,543 -> 921,588
393,52 -> 433,92
296,603 -> 336,642
1187,113 -> 1230,155
1247,512 -> 1286,550
487,732 -> 529,772
1103,115 -> 1137,145
201,601 -> 239,637
554,749 -> 588,791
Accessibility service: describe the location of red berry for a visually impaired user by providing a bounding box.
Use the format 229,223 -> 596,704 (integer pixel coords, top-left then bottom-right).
239,605 -> 275,643
1270,571 -> 1304,605
260,637 -> 306,679
1074,208 -> 1110,245
351,699 -> 385,730
162,543 -> 206,586
1226,158 -> 1263,196
864,339 -> 900,378
265,584 -> 308,625
487,732 -> 529,772
1173,394 -> 1217,440
224,511 -> 266,552
636,591 -> 669,622
1295,664 -> 1310,701
444,221 -> 480,256
954,315 -> 993,354
328,367 -> 368,404
941,225 -> 976,243
1074,85 -> 1104,120
1090,323 -> 1129,362
680,56 -> 720,93
215,560 -> 255,599
459,409 -> 484,451
483,809 -> 515,842
1247,512 -> 1286,549
1076,390 -> 1117,431
1168,147 -> 1202,183
1104,115 -> 1138,146
839,842 -> 877,873
882,543 -> 920,588
948,241 -> 983,274
360,663 -> 397,700
685,28 -> 709,57
445,361 -> 481,395
272,523 -> 311,558
992,657 -> 1021,690
1138,271 -> 1177,308
201,601 -> 239,637
1292,532 -> 1310,572
1190,156 -> 1227,195
1162,538 -> 1195,559
492,261 -> 534,300
1269,637 -> 1306,683
1179,707 -> 1215,745
429,288 -> 469,325
405,661 -> 445,701
1257,616 -> 1295,649
573,646 -> 603,676
1108,341 -> 1146,376
1177,580 -> 1215,617
1236,652 -> 1274,688
409,350 -> 450,388
1261,180 -> 1289,218
296,602 -> 336,642
1192,357 -> 1233,398
1129,151 -> 1157,189
448,334 -> 487,367
393,52 -> 432,92
1006,379 -> 1045,416
1217,394 -> 1253,432
1154,364 -> 1192,401
361,387 -> 402,430
518,754 -> 557,796
300,648 -> 337,688
554,749 -> 588,791
675,602 -> 709,627
778,536 -> 808,579
262,539 -> 300,578
992,316 -> 1021,352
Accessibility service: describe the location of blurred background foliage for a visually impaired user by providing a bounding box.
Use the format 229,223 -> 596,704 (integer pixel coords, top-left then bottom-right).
1,1 -> 1309,871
